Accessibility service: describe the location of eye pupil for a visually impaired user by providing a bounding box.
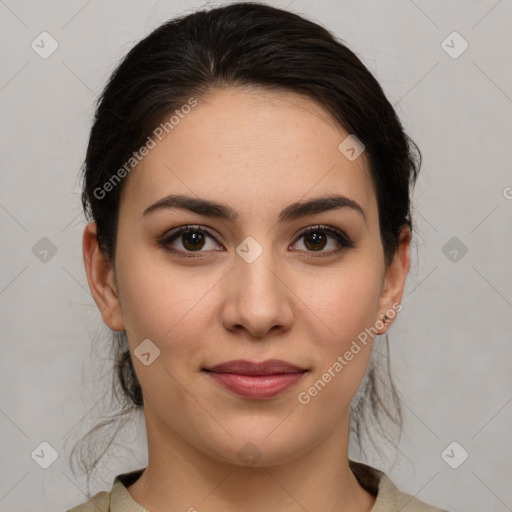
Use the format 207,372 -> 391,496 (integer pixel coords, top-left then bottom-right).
182,231 -> 205,251
161,224 -> 351,257
304,231 -> 327,251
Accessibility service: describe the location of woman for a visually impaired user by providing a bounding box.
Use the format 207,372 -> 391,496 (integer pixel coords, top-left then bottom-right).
68,2 -> 449,511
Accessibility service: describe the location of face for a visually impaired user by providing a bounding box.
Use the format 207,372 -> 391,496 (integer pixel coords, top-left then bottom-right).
83,86 -> 410,467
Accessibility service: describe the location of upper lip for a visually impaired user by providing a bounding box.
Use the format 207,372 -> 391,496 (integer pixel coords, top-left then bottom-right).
203,359 -> 307,375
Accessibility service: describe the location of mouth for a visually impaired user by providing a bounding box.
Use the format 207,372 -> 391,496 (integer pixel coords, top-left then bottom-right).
202,359 -> 309,399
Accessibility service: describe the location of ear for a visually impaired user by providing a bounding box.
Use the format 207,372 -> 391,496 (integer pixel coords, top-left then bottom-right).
375,225 -> 411,335
82,221 -> 125,331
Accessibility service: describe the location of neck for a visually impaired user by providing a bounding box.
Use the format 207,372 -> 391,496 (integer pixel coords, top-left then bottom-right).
127,411 -> 376,512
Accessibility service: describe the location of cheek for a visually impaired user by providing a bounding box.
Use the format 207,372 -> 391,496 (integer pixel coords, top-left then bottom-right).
114,245 -> 220,355
113,248 -> 216,409
298,258 -> 383,344
292,258 -> 383,402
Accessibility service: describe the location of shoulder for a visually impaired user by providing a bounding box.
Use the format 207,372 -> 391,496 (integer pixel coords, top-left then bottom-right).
383,473 -> 449,512
66,490 -> 110,512
65,468 -> 146,512
349,459 -> 450,512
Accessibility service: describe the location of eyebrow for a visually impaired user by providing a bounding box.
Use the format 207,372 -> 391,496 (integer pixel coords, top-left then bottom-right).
142,193 -> 366,224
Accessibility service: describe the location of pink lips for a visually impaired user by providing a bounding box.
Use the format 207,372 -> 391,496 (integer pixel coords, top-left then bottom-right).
203,359 -> 307,399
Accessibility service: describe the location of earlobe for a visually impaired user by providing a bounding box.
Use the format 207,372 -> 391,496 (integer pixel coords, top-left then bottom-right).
376,225 -> 411,334
82,221 -> 125,331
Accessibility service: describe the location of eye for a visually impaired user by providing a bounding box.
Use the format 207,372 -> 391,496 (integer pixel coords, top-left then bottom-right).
158,224 -> 355,258
158,225 -> 222,257
291,224 -> 354,256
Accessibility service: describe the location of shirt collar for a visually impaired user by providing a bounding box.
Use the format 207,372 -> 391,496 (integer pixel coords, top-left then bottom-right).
109,459 -> 398,512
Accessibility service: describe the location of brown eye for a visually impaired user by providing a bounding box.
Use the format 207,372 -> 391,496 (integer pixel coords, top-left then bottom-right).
159,225 -> 222,256
181,230 -> 206,251
303,231 -> 328,251
293,225 -> 354,255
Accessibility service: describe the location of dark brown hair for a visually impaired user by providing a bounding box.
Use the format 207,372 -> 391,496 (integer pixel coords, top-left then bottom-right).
71,1 -> 420,490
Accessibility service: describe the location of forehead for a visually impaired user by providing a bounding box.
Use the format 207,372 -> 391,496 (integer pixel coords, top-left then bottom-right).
119,87 -> 377,225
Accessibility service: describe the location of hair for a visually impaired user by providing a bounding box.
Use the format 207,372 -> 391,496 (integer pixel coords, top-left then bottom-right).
71,1 -> 421,490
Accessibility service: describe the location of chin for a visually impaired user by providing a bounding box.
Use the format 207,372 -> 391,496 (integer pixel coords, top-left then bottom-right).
195,426 -> 312,469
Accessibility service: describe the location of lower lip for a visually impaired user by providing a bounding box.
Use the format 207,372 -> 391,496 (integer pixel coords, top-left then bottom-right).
205,371 -> 306,399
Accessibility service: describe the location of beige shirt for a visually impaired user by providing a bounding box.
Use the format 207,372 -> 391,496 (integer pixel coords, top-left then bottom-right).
67,459 -> 449,512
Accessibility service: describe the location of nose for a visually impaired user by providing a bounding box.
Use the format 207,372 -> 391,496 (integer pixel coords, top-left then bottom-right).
221,246 -> 294,339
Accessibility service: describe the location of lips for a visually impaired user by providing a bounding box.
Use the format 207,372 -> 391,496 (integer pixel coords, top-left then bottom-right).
203,359 -> 308,399
204,359 -> 306,375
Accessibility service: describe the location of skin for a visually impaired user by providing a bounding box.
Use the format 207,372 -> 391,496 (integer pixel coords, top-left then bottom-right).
83,86 -> 411,512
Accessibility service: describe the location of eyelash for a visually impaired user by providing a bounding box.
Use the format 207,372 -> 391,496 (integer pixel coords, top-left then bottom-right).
158,224 -> 355,259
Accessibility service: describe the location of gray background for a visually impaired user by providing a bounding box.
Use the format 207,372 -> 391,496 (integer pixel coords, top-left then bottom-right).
1,1 -> 511,511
